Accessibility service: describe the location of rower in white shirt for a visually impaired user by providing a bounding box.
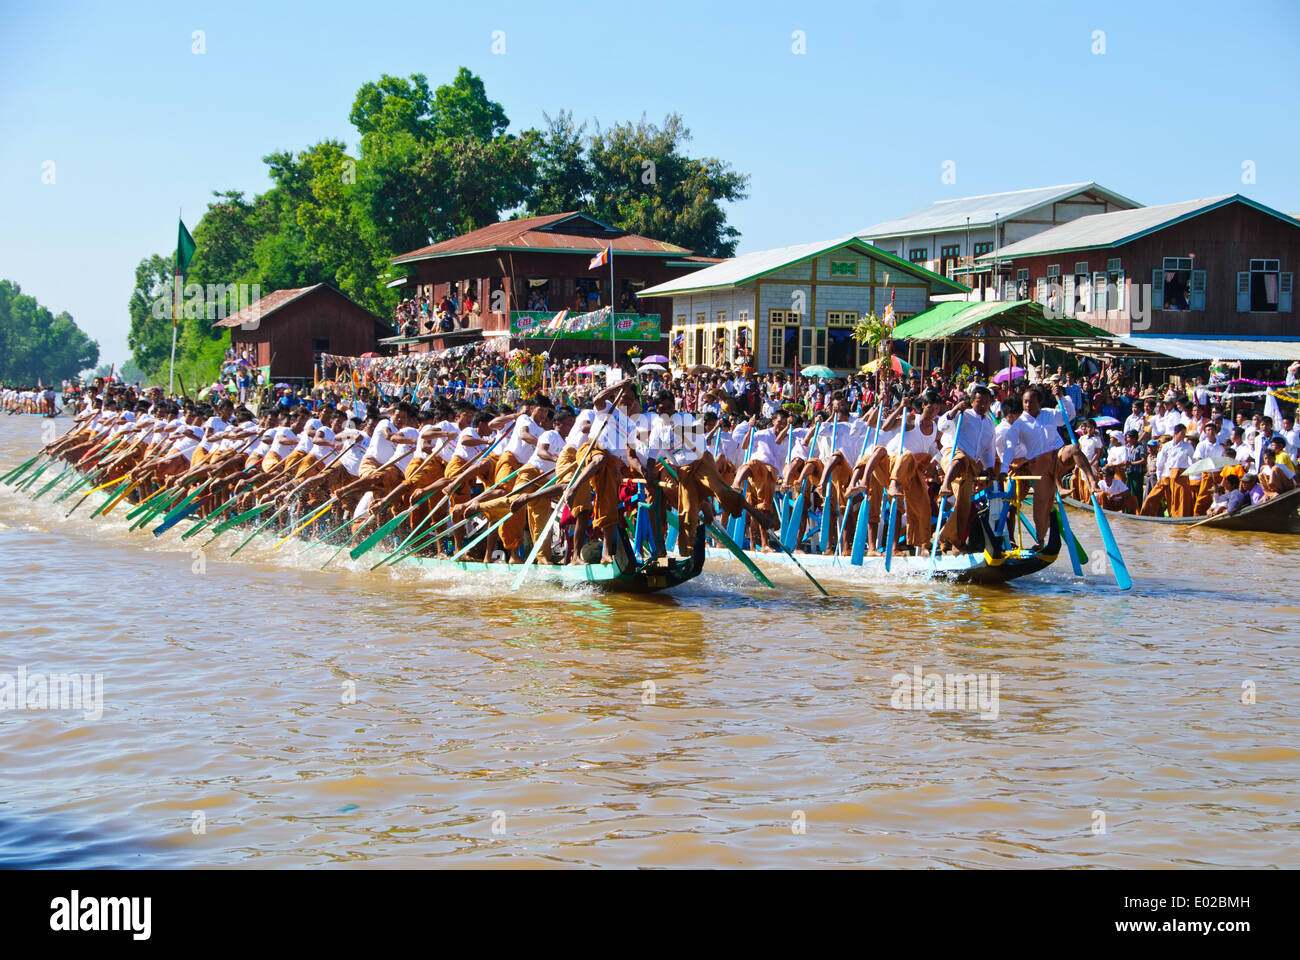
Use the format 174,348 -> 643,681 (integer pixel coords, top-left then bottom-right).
935,386 -> 997,552
999,385 -> 1090,545
1140,422 -> 1196,517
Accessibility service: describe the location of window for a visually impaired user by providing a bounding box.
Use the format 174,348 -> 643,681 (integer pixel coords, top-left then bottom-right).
1047,264 -> 1060,278
1250,259 -> 1281,312
768,309 -> 803,369
1105,258 -> 1124,312
828,259 -> 858,278
1015,268 -> 1029,299
1157,257 -> 1192,310
1074,262 -> 1091,314
973,242 -> 995,257
711,311 -> 728,364
940,245 -> 960,274
908,248 -> 929,264
800,328 -> 827,366
824,311 -> 860,368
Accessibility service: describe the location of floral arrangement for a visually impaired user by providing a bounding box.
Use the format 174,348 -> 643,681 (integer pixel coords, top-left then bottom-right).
506,348 -> 545,396
625,345 -> 643,361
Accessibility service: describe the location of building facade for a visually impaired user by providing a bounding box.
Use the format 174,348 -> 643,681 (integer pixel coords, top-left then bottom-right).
385,212 -> 715,357
857,182 -> 1140,300
215,283 -> 388,381
982,195 -> 1299,337
639,237 -> 968,374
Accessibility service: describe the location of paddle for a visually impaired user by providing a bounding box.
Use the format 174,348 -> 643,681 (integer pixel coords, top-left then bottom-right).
200,502 -> 273,546
1058,399 -> 1132,590
272,497 -> 338,549
884,403 -> 908,572
784,419 -> 823,551
655,458 -> 774,589
511,434 -> 602,591
928,412 -> 964,581
850,402 -> 887,566
152,480 -> 216,536
729,424 -> 757,547
1,454 -> 42,485
30,464 -> 73,500
1053,489 -> 1084,576
817,413 -> 839,553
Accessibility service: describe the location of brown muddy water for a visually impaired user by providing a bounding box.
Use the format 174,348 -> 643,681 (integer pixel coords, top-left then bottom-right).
0,415 -> 1297,867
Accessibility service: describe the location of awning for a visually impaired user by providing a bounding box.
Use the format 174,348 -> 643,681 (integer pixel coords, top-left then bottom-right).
891,299 -> 1109,342
1106,336 -> 1300,361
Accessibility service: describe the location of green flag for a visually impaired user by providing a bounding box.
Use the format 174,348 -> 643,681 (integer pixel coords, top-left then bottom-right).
176,218 -> 196,275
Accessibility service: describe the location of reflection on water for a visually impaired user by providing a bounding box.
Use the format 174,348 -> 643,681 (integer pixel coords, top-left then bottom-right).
1,417 -> 1298,868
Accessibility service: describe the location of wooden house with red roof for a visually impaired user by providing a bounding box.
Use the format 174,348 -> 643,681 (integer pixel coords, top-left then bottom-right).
214,283 -> 389,381
384,212 -> 717,357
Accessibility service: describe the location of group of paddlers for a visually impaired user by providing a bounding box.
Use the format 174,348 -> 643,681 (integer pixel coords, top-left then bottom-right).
2,385 -> 59,416
1065,394 -> 1299,518
19,373 -> 1103,564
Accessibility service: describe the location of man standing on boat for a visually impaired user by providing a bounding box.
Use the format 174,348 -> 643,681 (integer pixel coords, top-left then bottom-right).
935,385 -> 997,554
998,385 -> 1089,548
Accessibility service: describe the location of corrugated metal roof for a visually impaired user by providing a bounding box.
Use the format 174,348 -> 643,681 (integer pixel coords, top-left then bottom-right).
977,195 -> 1300,260
1108,336 -> 1300,361
391,212 -> 691,262
891,299 -> 1109,342
214,284 -> 325,328
856,182 -> 1139,239
638,236 -> 967,298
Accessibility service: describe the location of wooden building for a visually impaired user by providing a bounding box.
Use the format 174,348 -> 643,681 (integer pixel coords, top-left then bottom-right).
857,182 -> 1140,299
385,212 -> 717,358
638,237 -> 968,375
983,194 -> 1300,337
215,283 -> 389,381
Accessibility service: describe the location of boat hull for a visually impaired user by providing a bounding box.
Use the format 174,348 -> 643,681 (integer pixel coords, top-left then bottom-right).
403,525 -> 706,593
1061,486 -> 1300,534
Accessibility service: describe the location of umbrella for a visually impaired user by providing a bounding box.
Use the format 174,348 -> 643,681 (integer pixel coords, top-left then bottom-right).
684,364 -> 714,374
644,354 -> 669,364
576,364 -> 608,375
1186,455 -> 1237,477
992,365 -> 1026,384
801,364 -> 837,379
860,356 -> 912,375
274,382 -> 291,389
638,363 -> 667,373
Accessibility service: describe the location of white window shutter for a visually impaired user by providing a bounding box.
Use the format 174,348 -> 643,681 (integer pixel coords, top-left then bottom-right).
1116,268 -> 1125,311
1236,272 -> 1250,312
1064,275 -> 1076,314
1152,270 -> 1164,312
1093,272 -> 1107,313
1190,270 -> 1207,311
1281,273 -> 1293,313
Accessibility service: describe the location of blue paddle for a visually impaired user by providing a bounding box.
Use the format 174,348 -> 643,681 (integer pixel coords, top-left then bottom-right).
1058,399 -> 1131,590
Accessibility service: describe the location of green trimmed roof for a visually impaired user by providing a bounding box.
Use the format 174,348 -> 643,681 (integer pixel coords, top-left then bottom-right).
638,236 -> 968,298
891,299 -> 1109,342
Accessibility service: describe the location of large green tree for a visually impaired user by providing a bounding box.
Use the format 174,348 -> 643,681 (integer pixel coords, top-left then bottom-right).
0,280 -> 100,383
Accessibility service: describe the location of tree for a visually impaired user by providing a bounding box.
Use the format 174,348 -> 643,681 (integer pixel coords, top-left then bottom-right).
587,113 -> 748,257
0,280 -> 99,384
127,253 -> 175,378
525,111 -> 594,216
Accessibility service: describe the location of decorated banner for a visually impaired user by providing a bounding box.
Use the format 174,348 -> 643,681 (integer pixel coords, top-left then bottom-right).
511,309 -> 662,342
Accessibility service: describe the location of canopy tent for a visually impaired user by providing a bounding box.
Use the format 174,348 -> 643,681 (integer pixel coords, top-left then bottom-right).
1098,336 -> 1300,362
891,299 -> 1110,342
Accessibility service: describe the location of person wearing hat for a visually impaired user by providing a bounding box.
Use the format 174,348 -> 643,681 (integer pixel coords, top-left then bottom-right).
1140,422 -> 1195,516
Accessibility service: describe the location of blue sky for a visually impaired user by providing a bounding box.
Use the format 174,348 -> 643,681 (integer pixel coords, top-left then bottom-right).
2,0 -> 1297,365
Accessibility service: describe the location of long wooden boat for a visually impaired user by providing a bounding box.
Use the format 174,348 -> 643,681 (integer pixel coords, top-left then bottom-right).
1061,485 -> 1300,534
404,525 -> 706,594
706,504 -> 1061,585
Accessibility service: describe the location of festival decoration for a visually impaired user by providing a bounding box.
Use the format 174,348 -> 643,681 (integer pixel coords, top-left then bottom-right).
507,349 -> 545,396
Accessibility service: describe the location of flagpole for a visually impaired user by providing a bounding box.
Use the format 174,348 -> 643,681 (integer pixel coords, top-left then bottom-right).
609,245 -> 616,367
170,207 -> 181,396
